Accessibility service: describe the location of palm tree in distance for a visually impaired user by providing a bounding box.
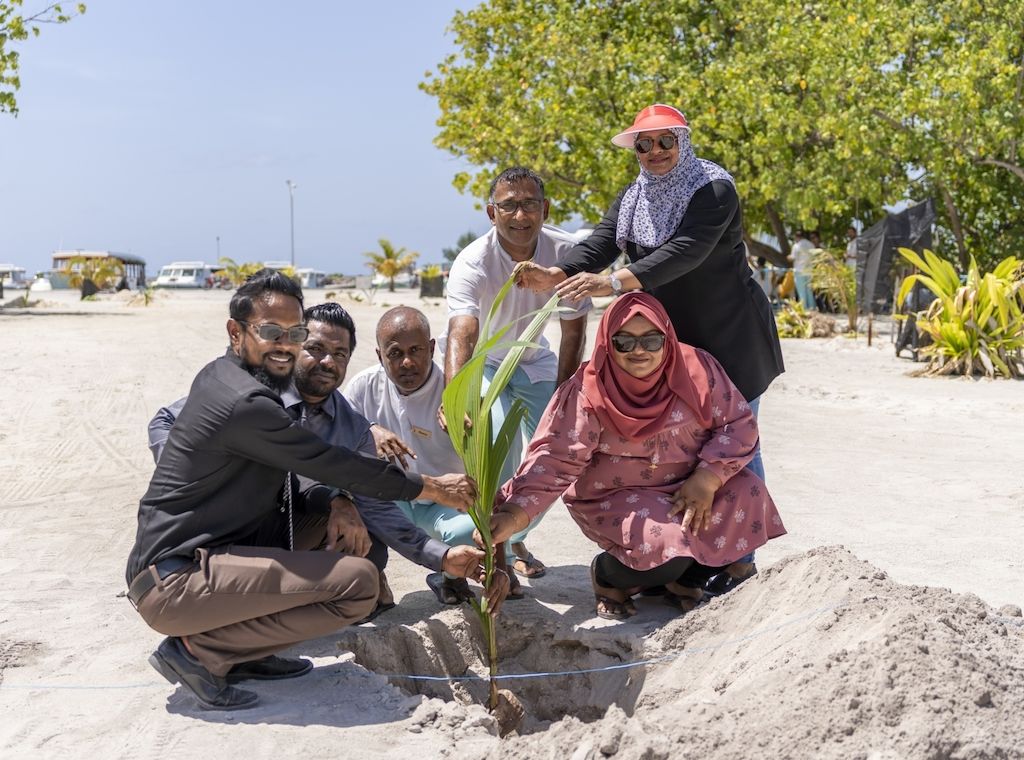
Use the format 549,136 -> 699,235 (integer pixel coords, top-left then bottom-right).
364,238 -> 419,292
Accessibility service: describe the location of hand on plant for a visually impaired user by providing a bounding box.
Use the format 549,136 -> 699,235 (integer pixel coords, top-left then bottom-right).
325,496 -> 372,556
421,473 -> 477,512
513,261 -> 566,293
556,272 -> 613,302
475,505 -> 530,548
483,565 -> 511,615
437,402 -> 472,434
439,547 -> 485,604
370,424 -> 416,469
669,467 -> 723,534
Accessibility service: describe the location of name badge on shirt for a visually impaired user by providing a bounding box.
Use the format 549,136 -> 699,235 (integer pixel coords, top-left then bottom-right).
411,425 -> 432,440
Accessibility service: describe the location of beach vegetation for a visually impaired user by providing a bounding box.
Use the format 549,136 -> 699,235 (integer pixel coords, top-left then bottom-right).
364,239 -> 418,292
64,255 -> 123,298
897,249 -> 1024,378
423,0 -> 1024,270
442,230 -> 478,264
811,248 -> 858,333
776,300 -> 836,339
1,1 -> 86,115
441,268 -> 563,713
216,257 -> 263,287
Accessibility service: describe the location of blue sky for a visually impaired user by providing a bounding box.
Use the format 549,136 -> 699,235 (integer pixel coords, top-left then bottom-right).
0,1 -> 505,276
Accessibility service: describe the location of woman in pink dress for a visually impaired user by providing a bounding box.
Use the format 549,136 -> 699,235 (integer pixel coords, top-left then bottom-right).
488,292 -> 785,619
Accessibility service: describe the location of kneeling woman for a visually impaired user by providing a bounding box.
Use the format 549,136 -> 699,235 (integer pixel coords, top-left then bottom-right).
488,293 -> 785,619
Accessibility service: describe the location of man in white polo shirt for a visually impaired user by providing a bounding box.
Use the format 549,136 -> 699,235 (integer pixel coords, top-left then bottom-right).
442,166 -> 591,578
346,306 -> 525,602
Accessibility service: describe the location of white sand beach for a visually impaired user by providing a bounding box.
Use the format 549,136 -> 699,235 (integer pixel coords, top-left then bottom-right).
1,288 -> 1021,758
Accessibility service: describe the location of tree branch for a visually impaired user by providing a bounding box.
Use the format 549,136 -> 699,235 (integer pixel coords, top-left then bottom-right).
975,157 -> 1024,184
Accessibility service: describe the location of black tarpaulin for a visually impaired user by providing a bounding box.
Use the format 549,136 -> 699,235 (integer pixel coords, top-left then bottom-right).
856,199 -> 936,313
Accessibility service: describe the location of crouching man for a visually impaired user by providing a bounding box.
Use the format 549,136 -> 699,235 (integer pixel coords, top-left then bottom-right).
127,270 -> 503,711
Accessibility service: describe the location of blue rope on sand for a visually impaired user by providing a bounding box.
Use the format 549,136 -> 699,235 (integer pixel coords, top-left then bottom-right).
3,600 -> 1018,691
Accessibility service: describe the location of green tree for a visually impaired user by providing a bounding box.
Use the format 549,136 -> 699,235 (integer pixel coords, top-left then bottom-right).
65,255 -> 122,298
421,0 -> 1023,270
364,238 -> 419,292
216,257 -> 263,287
442,230 -> 479,264
1,2 -> 86,115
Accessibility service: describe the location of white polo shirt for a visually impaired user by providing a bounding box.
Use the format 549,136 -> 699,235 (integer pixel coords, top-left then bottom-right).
442,225 -> 591,383
344,362 -> 465,480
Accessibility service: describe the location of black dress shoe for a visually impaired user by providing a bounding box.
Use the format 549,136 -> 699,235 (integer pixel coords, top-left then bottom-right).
704,563 -> 758,597
226,655 -> 313,683
149,637 -> 259,711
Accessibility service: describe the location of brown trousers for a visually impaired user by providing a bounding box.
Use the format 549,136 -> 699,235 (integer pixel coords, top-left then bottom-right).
134,514 -> 378,676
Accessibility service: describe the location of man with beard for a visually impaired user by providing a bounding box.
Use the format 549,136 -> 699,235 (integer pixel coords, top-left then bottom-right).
149,302 -> 504,619
127,270 -> 485,711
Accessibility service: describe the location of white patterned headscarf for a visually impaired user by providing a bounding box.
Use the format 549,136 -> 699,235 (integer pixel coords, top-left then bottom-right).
614,127 -> 734,251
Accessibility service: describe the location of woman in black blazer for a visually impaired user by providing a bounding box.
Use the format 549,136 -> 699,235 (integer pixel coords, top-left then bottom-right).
516,104 -> 784,593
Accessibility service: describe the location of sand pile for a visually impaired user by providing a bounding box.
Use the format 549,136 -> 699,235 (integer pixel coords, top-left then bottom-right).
344,547 -> 1024,759
499,546 -> 1024,759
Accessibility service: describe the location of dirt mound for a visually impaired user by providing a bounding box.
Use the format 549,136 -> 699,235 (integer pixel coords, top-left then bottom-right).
498,546 -> 1024,759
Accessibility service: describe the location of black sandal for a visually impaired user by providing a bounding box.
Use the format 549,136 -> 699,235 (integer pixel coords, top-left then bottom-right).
590,557 -> 637,620
426,572 -> 473,605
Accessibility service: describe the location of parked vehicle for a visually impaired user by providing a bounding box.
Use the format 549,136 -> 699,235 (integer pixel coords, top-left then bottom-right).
154,261 -> 216,289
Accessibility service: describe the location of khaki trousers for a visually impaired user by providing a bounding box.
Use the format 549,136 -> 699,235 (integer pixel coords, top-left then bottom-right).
134,514 -> 378,676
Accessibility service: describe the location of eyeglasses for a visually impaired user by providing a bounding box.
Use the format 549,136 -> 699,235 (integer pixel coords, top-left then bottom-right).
490,198 -> 544,215
237,320 -> 309,344
634,134 -> 678,154
610,332 -> 667,353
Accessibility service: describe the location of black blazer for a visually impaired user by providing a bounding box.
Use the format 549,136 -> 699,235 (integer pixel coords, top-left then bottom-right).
559,180 -> 784,402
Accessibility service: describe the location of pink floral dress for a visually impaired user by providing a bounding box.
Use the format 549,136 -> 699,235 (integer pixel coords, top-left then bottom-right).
500,352 -> 786,570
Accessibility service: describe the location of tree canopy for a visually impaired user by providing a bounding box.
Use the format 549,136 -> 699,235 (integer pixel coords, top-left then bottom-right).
1,2 -> 85,115
421,0 -> 1024,270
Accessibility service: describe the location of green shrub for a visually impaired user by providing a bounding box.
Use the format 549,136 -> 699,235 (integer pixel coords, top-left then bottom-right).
897,248 -> 1024,378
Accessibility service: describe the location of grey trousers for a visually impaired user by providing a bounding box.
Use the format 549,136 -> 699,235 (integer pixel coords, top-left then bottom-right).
134,514 -> 378,676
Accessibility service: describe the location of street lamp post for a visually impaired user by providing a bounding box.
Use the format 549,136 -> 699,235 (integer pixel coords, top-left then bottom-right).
286,180 -> 297,267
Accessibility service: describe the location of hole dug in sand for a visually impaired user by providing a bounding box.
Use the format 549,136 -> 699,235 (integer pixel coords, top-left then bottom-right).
339,547 -> 1024,757
337,613 -> 647,734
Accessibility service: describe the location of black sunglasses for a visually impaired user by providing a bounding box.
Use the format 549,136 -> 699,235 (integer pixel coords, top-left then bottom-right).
237,320 -> 309,344
634,134 -> 678,154
611,332 -> 667,353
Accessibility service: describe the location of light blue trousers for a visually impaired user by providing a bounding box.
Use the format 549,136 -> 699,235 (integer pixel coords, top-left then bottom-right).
794,272 -> 816,310
482,364 -> 556,546
739,395 -> 764,563
396,499 -> 514,578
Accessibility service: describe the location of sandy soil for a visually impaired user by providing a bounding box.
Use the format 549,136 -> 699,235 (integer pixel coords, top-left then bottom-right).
0,288 -> 1021,758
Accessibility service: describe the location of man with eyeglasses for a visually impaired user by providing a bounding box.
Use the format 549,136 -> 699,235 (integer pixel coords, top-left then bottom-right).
441,166 -> 591,581
148,301 -> 505,622
126,269 -> 486,712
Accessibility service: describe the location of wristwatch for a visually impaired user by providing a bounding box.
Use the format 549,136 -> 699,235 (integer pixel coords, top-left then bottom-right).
609,274 -> 623,296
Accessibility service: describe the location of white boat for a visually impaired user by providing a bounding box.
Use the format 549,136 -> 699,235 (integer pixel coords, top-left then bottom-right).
154,261 -> 215,288
294,268 -> 326,289
0,264 -> 31,289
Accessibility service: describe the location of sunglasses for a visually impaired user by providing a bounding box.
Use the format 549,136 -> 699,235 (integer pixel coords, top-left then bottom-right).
237,320 -> 309,344
491,198 -> 544,215
610,332 -> 667,353
634,134 -> 678,154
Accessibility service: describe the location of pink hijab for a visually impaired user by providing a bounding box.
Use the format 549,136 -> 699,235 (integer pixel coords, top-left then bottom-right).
582,292 -> 713,439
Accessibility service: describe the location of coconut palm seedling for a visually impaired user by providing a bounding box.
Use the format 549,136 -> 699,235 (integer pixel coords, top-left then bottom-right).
441,270 -> 563,714
897,248 -> 1024,378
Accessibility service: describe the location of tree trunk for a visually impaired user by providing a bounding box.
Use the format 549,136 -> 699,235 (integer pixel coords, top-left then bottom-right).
938,184 -> 969,270
744,234 -> 788,268
765,202 -> 790,256
388,277 -> 396,292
